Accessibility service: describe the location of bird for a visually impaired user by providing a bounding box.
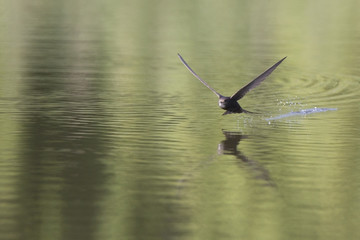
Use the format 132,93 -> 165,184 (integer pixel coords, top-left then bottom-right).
178,53 -> 286,115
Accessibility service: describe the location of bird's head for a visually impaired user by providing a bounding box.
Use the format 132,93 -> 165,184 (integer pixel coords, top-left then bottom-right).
218,97 -> 231,109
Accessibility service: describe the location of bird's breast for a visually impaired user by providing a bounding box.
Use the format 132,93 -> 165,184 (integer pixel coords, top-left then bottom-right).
222,100 -> 242,113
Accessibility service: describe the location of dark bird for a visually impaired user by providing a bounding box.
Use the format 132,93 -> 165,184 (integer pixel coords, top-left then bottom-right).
178,54 -> 286,115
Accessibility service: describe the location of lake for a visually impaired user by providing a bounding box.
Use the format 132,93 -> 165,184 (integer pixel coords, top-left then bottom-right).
1,0 -> 360,240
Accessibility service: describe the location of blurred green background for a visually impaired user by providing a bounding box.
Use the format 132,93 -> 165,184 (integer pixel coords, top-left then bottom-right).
0,0 -> 360,240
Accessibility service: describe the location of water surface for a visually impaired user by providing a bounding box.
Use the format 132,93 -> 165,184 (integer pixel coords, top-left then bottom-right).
1,1 -> 360,240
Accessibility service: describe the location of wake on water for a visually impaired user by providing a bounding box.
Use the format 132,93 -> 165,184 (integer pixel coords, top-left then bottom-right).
265,107 -> 337,121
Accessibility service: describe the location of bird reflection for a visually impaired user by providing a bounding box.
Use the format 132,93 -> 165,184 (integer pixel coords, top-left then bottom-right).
218,130 -> 275,186
177,131 -> 275,195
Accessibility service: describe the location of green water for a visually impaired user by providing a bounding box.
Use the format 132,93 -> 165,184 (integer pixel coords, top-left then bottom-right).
1,1 -> 360,240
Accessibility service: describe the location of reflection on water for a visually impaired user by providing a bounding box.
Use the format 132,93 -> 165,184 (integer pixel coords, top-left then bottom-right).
218,131 -> 274,186
1,0 -> 360,240
11,16 -> 110,240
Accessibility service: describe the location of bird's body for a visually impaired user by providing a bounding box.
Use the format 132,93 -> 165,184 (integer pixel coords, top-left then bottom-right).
178,54 -> 286,115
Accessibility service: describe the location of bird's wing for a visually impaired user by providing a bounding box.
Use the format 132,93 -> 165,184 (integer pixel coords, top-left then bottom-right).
230,57 -> 286,101
178,53 -> 222,98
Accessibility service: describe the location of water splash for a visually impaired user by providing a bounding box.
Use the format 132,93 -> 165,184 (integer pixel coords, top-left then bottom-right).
265,107 -> 337,121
